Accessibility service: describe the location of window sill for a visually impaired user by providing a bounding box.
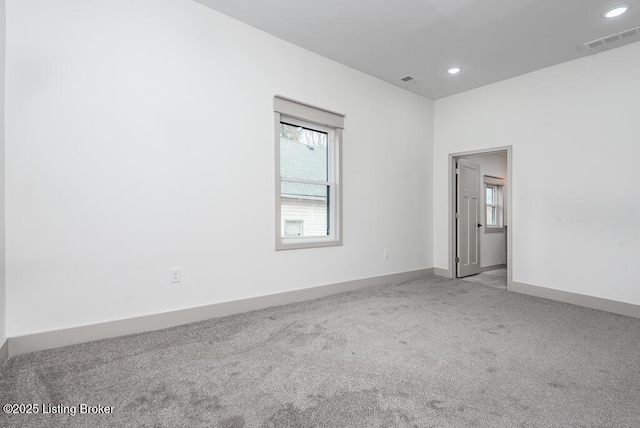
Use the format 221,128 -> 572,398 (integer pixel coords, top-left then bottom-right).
276,238 -> 343,251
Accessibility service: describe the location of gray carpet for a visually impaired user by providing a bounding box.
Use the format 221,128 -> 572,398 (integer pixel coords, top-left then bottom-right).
1,275 -> 639,427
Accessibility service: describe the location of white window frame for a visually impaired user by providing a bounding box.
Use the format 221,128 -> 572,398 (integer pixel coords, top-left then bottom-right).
484,176 -> 505,233
274,96 -> 344,250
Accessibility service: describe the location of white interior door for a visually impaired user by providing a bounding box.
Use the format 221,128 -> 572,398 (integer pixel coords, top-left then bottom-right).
457,158 -> 481,277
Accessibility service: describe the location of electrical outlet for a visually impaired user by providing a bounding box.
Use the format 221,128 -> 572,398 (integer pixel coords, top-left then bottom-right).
170,267 -> 181,283
383,249 -> 389,259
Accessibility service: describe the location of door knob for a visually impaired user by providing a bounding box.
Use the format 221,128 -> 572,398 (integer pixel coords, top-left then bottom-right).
477,223 -> 482,227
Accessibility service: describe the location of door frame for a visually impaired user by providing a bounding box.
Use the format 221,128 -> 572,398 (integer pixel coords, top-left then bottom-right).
448,146 -> 513,289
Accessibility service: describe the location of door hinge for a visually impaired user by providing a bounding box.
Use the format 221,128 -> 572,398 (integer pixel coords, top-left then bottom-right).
455,212 -> 459,219
456,257 -> 460,263
455,168 -> 460,174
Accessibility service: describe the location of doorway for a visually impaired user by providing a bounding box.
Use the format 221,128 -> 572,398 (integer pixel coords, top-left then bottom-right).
449,147 -> 512,290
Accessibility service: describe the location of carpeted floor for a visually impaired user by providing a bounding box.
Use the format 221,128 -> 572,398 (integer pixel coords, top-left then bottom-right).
1,275 -> 639,427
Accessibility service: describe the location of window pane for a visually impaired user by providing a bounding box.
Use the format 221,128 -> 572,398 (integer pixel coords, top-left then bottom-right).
487,206 -> 497,226
280,122 -> 328,182
281,183 -> 329,237
486,186 -> 494,205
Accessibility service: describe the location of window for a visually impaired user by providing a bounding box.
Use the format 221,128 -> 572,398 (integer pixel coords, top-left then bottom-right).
284,220 -> 303,237
274,96 -> 344,250
486,185 -> 498,226
484,176 -> 505,232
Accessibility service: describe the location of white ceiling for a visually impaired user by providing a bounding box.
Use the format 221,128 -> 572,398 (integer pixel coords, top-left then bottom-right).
193,0 -> 640,99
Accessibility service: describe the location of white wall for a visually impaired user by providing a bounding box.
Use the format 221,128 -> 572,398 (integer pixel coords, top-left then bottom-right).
5,0 -> 434,336
0,0 -> 5,346
460,152 -> 507,268
434,41 -> 640,305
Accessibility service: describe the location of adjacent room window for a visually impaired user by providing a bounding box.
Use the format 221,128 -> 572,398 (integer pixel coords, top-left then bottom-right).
486,185 -> 498,225
274,96 -> 344,250
484,176 -> 505,232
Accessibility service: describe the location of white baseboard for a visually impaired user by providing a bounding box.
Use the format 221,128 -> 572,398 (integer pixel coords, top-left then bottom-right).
510,281 -> 640,319
434,268 -> 451,278
8,268 -> 434,359
480,264 -> 506,272
0,338 -> 8,367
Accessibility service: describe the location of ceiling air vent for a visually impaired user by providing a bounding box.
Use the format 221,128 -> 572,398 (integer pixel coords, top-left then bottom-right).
585,26 -> 640,50
400,76 -> 414,82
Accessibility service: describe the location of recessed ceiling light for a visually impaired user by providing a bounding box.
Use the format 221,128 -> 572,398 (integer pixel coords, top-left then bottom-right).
448,67 -> 461,75
604,6 -> 629,18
